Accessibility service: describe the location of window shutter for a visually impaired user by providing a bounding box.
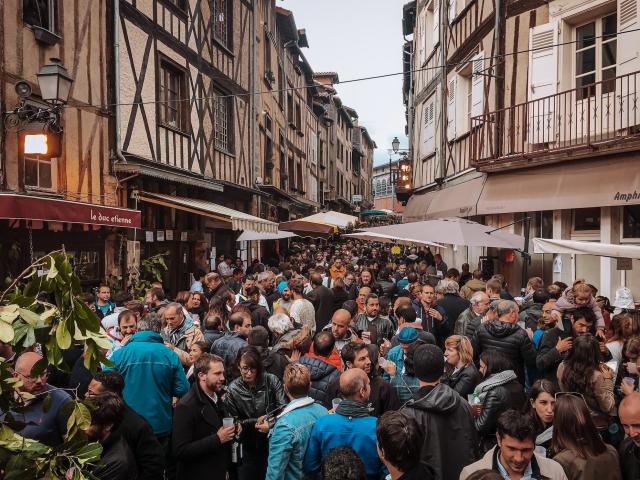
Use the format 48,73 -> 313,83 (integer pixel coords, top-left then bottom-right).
471,52 -> 485,124
447,77 -> 457,140
618,0 -> 640,129
527,22 -> 557,144
618,0 -> 640,75
421,96 -> 436,155
448,0 -> 457,23
432,0 -> 440,47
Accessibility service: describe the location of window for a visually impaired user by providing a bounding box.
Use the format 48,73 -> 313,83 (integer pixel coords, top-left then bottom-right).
264,32 -> 272,78
212,0 -> 230,49
573,207 -> 601,231
296,162 -> 303,193
278,64 -> 285,109
264,114 -> 273,171
295,103 -> 302,130
214,93 -> 232,153
575,14 -> 617,100
24,156 -> 53,190
288,156 -> 295,190
23,0 -> 56,32
159,60 -> 189,133
623,205 -> 640,239
287,92 -> 294,125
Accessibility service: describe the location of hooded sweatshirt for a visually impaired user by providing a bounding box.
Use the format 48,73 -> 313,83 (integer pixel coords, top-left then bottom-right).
402,383 -> 477,480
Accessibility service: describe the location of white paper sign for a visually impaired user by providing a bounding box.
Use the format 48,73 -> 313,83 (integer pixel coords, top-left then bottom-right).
157,231 -> 165,242
145,231 -> 154,242
180,231 -> 188,242
553,256 -> 562,273
165,230 -> 174,241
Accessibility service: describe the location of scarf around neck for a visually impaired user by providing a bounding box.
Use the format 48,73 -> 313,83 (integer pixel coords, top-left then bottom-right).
335,399 -> 372,418
474,369 -> 518,402
169,315 -> 193,345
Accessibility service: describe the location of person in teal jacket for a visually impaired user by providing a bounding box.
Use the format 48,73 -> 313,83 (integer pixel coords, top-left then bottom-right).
303,369 -> 386,480
383,327 -> 421,405
107,318 -> 189,438
262,363 -> 328,480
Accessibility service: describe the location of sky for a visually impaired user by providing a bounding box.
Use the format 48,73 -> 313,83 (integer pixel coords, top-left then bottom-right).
279,0 -> 409,166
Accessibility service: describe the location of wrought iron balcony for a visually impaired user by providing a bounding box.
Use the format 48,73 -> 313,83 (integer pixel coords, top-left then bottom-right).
470,70 -> 640,171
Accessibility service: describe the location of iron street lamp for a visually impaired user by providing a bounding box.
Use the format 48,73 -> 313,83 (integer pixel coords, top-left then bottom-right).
36,58 -> 73,105
391,136 -> 400,154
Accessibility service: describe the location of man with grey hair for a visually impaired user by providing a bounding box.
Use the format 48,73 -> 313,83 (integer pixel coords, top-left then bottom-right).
472,299 -> 536,384
454,291 -> 490,336
161,302 -> 204,366
436,279 -> 471,333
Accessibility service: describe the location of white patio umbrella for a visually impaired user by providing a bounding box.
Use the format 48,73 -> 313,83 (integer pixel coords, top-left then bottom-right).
362,217 -> 525,249
343,231 -> 445,248
299,211 -> 358,229
236,230 -> 298,242
533,238 -> 640,259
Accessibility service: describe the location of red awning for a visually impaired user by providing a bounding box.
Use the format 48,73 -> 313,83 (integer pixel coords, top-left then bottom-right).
0,193 -> 141,229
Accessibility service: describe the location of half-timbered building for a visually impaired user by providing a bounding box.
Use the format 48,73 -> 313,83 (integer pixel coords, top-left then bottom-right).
403,0 -> 640,298
0,0 -> 140,288
111,0 -> 274,293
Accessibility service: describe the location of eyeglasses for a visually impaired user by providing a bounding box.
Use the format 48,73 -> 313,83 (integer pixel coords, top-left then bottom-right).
240,366 -> 257,373
16,370 -> 48,381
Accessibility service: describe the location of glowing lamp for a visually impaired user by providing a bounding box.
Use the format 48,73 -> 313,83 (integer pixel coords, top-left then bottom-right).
24,134 -> 49,155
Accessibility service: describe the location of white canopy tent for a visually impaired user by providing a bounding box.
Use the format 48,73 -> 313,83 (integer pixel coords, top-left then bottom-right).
299,211 -> 358,229
361,217 -> 525,249
236,230 -> 298,242
533,238 -> 640,259
343,231 -> 445,248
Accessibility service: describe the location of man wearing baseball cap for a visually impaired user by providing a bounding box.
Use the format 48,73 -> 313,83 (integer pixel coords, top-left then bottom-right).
401,343 -> 477,480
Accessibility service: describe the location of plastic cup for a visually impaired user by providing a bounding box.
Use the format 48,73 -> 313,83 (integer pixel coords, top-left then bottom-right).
623,377 -> 636,389
467,394 -> 475,404
332,398 -> 342,411
222,417 -> 234,428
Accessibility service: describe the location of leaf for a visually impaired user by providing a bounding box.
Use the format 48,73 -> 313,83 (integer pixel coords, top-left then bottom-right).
55,319 -> 72,350
40,307 -> 58,322
0,305 -> 19,323
18,308 -> 40,327
88,330 -> 112,350
74,403 -> 92,431
30,357 -> 48,377
46,256 -> 58,279
75,442 -> 103,463
0,320 -> 14,343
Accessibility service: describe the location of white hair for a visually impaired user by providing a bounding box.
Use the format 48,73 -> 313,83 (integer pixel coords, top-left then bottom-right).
440,279 -> 460,295
268,313 -> 293,335
470,291 -> 487,305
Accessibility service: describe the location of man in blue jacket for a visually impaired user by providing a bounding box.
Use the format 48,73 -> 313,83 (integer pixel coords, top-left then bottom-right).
107,314 -> 189,450
304,368 -> 386,479
262,363 -> 328,480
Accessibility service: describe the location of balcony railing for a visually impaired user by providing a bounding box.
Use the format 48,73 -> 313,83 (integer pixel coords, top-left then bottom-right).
471,70 -> 640,169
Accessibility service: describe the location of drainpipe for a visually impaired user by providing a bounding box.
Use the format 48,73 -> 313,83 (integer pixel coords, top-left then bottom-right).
403,37 -> 414,201
250,1 -> 260,260
113,0 -> 126,165
494,0 -> 505,158
438,0 -> 448,183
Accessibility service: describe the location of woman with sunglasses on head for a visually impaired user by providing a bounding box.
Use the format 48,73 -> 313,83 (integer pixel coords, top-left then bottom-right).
224,346 -> 286,480
551,394 -> 622,480
526,379 -> 558,455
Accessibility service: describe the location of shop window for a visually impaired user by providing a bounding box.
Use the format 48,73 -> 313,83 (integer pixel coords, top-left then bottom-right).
23,0 -> 57,32
24,156 -> 53,190
623,205 -> 640,239
159,60 -> 189,133
540,211 -> 553,239
573,207 -> 601,231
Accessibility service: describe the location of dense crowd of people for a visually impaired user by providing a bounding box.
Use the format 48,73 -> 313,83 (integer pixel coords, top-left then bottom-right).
3,239 -> 640,480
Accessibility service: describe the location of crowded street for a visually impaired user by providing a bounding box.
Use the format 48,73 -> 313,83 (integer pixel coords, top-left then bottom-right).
2,0 -> 640,479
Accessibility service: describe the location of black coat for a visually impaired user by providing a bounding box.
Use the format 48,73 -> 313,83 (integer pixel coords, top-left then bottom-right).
239,300 -> 270,329
122,405 -> 164,480
401,383 -> 477,480
323,374 -> 401,417
331,288 -> 350,316
464,316 -> 482,339
535,319 -> 572,384
172,383 -> 231,480
619,437 -> 640,480
398,462 -> 436,480
437,294 -> 471,332
93,430 -> 137,480
299,356 -> 340,405
306,285 -> 335,332
474,378 -> 526,450
441,364 -> 481,398
473,320 -> 537,385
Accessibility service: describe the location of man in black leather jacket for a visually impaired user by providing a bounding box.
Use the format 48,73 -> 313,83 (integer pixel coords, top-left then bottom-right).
619,393 -> 640,480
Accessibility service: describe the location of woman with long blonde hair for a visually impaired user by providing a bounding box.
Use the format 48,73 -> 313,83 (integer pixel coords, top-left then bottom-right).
441,335 -> 481,397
